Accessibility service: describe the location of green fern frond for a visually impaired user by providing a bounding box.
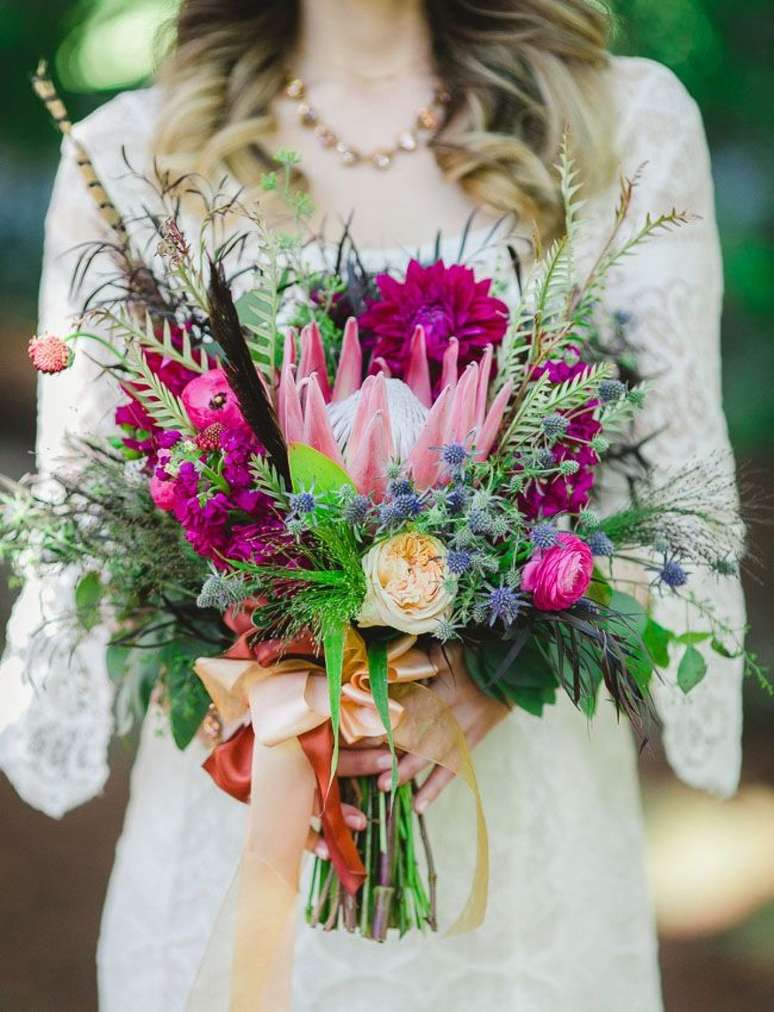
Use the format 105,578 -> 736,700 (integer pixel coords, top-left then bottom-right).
235,225 -> 285,381
138,313 -> 215,374
124,350 -> 196,433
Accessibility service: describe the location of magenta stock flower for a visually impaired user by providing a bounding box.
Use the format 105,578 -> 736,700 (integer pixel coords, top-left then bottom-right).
358,259 -> 508,392
519,351 -> 602,519
521,533 -> 593,611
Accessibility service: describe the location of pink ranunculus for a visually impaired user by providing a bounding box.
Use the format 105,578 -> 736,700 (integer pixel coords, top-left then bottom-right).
181,369 -> 246,431
521,533 -> 593,611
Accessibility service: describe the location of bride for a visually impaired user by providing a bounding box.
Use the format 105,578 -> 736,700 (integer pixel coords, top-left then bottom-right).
0,1 -> 745,1009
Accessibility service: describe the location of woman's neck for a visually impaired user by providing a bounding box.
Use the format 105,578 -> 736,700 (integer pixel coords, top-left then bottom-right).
294,0 -> 434,83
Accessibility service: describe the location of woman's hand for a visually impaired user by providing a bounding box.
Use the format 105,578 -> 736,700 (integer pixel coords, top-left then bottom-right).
336,643 -> 509,813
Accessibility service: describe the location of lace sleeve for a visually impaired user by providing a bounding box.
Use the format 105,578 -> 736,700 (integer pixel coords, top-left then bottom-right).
0,136 -> 121,817
592,59 -> 745,797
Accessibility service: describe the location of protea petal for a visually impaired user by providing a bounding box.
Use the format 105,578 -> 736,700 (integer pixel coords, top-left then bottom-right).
474,345 -> 494,431
332,317 -> 363,402
348,410 -> 391,500
449,364 -> 479,445
302,374 -> 345,466
405,325 -> 432,408
282,329 -> 297,367
407,386 -> 452,490
440,336 -> 459,390
476,379 -> 512,460
346,372 -> 395,468
278,366 -> 304,444
299,321 -> 331,402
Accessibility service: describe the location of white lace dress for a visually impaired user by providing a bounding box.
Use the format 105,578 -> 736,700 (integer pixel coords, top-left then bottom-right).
0,57 -> 745,1012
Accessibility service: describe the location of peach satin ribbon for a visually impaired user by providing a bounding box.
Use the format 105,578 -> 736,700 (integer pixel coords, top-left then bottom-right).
190,624 -> 488,1012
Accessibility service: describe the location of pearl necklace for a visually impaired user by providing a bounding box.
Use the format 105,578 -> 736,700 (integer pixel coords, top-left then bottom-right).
284,76 -> 450,170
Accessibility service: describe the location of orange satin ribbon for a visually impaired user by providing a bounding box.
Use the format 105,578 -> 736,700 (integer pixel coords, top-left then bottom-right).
190,615 -> 488,1012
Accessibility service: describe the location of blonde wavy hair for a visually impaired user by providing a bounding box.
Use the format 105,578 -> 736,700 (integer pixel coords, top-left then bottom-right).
155,0 -> 616,238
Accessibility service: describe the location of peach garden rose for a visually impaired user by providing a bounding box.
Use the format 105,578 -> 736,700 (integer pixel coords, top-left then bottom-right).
357,531 -> 455,635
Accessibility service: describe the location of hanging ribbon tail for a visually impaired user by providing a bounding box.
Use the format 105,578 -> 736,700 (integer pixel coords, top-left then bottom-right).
298,722 -> 367,896
393,682 -> 489,935
203,723 -> 255,804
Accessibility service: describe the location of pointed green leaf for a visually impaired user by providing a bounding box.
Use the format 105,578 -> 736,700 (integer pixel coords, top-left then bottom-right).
75,571 -> 102,631
643,618 -> 673,668
674,631 -> 712,646
288,442 -> 356,494
677,645 -> 707,694
323,622 -> 346,782
368,640 -> 398,793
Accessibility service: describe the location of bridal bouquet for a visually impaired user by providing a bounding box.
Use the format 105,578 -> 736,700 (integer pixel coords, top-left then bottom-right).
2,72 -> 764,1007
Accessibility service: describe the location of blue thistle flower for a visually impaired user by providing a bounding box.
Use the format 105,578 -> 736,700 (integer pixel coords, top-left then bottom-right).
559,459 -> 580,476
486,585 -> 523,627
387,477 -> 414,498
447,550 -> 473,575
197,573 -> 242,612
598,379 -> 627,403
445,486 -> 469,514
587,530 -> 614,557
441,441 -> 469,470
393,492 -> 423,519
657,558 -> 688,590
342,494 -> 371,524
289,490 -> 316,515
542,413 -> 569,439
530,522 -> 558,549
535,448 -> 556,470
378,501 -> 398,526
468,508 -> 492,535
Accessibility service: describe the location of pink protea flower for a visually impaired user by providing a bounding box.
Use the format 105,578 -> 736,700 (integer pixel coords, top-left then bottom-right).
181,368 -> 245,431
358,259 -> 508,393
28,334 -> 73,374
521,533 -> 594,611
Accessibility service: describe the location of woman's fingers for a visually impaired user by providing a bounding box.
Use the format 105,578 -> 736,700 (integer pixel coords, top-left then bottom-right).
341,802 -> 367,831
413,765 -> 456,813
305,828 -> 329,859
377,750 -> 431,791
336,746 -> 393,777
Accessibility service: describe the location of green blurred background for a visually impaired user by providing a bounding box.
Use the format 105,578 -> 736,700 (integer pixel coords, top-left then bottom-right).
0,1 -> 772,1009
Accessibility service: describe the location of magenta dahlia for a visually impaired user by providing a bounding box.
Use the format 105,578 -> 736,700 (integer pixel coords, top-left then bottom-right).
358,259 -> 508,391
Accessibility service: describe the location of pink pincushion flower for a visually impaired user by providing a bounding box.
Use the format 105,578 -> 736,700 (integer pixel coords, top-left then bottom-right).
521,533 -> 594,611
28,334 -> 73,374
181,368 -> 246,431
358,259 -> 507,392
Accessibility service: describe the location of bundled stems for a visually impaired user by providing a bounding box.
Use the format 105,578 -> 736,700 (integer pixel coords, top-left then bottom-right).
305,776 -> 437,939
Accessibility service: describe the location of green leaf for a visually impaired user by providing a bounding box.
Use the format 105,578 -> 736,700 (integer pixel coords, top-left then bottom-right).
323,622 -> 346,781
162,640 -> 213,750
106,643 -> 131,683
75,571 -> 103,631
674,631 -> 712,646
711,637 -> 743,660
587,569 -> 613,607
368,640 -> 398,792
677,645 -> 707,694
607,591 -> 652,692
464,637 -> 559,712
643,619 -> 673,668
288,442 -> 356,495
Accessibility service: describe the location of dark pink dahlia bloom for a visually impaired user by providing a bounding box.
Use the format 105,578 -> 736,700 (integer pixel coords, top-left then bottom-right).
358,259 -> 508,390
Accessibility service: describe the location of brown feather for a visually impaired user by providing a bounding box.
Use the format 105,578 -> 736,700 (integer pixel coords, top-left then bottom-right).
207,259 -> 291,486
